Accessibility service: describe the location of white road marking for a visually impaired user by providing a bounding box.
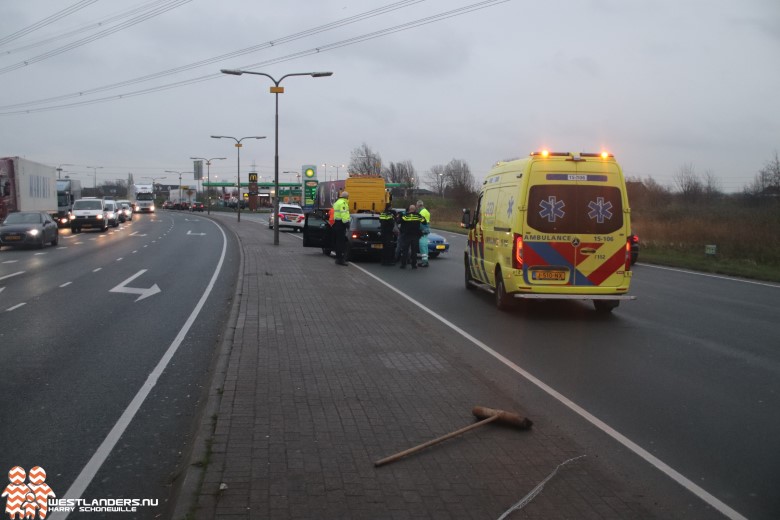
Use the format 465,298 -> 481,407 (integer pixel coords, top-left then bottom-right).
49,219 -> 227,520
93,268 -> 101,272
109,269 -> 160,302
0,271 -> 24,281
353,264 -> 748,520
60,282 -> 72,288
641,263 -> 779,289
5,303 -> 25,312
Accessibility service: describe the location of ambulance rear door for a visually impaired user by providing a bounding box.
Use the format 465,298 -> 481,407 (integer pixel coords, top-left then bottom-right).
523,162 -> 626,288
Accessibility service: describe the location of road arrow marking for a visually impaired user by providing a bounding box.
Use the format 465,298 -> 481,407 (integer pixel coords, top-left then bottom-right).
187,230 -> 206,236
109,269 -> 161,302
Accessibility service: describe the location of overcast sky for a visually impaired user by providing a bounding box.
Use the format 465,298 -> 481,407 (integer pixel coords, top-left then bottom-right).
1,0 -> 778,192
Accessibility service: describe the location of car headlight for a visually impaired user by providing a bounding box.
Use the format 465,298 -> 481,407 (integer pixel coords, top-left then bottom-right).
29,229 -> 40,236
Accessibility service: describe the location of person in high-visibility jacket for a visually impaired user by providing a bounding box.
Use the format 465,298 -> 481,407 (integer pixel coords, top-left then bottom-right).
416,199 -> 431,267
332,191 -> 350,266
379,204 -> 396,266
399,204 -> 425,269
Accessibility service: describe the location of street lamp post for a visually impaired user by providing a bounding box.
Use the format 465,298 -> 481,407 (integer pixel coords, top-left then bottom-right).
221,68 -> 333,244
164,170 -> 193,207
333,163 -> 345,181
57,163 -> 73,180
87,165 -> 103,190
190,156 -> 226,215
210,136 -> 265,222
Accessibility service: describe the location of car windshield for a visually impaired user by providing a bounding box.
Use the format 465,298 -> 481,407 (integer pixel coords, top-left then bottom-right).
4,213 -> 42,224
73,200 -> 102,210
280,206 -> 302,214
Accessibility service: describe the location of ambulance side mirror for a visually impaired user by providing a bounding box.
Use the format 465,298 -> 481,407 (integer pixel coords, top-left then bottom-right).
461,209 -> 471,229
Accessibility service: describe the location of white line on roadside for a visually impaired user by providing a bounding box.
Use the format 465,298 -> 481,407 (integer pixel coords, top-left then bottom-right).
0,271 -> 24,281
48,219 -> 227,520
354,265 -> 748,520
640,263 -> 779,289
92,268 -> 101,272
5,303 -> 25,312
60,282 -> 72,287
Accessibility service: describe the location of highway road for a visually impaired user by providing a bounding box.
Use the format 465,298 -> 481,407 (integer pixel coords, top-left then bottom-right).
265,213 -> 777,520
0,211 -> 238,518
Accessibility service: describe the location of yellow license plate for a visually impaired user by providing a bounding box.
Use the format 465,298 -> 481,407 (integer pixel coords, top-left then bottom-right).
371,244 -> 383,249
436,244 -> 446,250
532,271 -> 565,281
6,235 -> 22,241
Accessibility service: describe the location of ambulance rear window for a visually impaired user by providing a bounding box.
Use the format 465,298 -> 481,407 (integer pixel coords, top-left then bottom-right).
527,185 -> 623,234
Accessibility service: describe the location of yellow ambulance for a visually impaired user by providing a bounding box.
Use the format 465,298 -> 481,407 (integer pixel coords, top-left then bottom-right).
463,150 -> 635,312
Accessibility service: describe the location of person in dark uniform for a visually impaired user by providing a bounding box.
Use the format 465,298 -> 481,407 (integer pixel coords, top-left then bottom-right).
398,204 -> 425,269
379,204 -> 396,266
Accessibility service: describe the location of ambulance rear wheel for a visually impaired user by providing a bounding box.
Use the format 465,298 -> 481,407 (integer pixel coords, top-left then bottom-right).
464,259 -> 475,290
594,300 -> 619,313
495,270 -> 512,311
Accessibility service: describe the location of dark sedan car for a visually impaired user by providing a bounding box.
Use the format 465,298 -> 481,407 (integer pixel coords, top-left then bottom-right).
302,210 -> 390,260
190,201 -> 204,212
0,211 -> 59,249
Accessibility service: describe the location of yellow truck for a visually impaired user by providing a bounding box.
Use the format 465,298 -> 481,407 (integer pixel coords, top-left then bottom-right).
463,150 -> 635,312
315,176 -> 391,213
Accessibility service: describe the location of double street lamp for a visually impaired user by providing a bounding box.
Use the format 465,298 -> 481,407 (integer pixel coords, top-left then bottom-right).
87,165 -> 103,190
164,170 -> 193,206
211,136 -> 265,222
220,68 -> 333,244
190,156 -> 226,215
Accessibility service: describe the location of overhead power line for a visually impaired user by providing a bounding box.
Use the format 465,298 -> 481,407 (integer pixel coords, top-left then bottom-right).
0,0 -> 425,110
0,0 -> 511,116
0,0 -> 193,75
1,0 -> 188,57
0,0 -> 100,47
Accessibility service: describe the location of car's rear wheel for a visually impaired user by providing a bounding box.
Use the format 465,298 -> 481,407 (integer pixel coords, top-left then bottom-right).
51,233 -> 58,246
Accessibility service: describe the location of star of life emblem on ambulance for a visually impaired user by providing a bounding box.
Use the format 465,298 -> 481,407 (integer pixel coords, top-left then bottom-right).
587,197 -> 613,223
539,196 -> 565,223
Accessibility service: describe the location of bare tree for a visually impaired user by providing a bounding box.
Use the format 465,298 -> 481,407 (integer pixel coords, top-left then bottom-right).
744,151 -> 780,196
424,164 -> 447,196
444,159 -> 476,204
348,143 -> 382,176
673,163 -> 703,202
384,160 -> 416,185
702,170 -> 722,201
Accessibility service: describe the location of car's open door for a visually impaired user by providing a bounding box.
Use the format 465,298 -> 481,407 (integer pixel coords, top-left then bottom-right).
303,209 -> 333,252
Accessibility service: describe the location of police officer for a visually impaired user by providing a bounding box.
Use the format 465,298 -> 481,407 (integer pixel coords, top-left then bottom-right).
416,199 -> 431,267
379,204 -> 396,266
399,204 -> 425,269
332,191 -> 350,266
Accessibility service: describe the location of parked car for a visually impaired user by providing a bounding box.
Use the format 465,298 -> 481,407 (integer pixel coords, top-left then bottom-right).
0,211 -> 59,249
302,210 -> 390,261
268,204 -> 305,231
162,200 -> 174,210
629,231 -> 640,264
190,201 -> 205,212
426,232 -> 450,258
392,208 -> 449,258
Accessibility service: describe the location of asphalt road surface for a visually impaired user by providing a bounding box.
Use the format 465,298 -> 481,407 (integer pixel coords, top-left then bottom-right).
0,211 -> 238,519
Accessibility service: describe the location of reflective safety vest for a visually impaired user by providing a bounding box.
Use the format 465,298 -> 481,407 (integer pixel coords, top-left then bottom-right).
333,197 -> 350,224
419,207 -> 430,225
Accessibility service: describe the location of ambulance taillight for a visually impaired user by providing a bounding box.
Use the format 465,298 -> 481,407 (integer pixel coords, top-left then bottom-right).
512,234 -> 524,269
625,240 -> 632,271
